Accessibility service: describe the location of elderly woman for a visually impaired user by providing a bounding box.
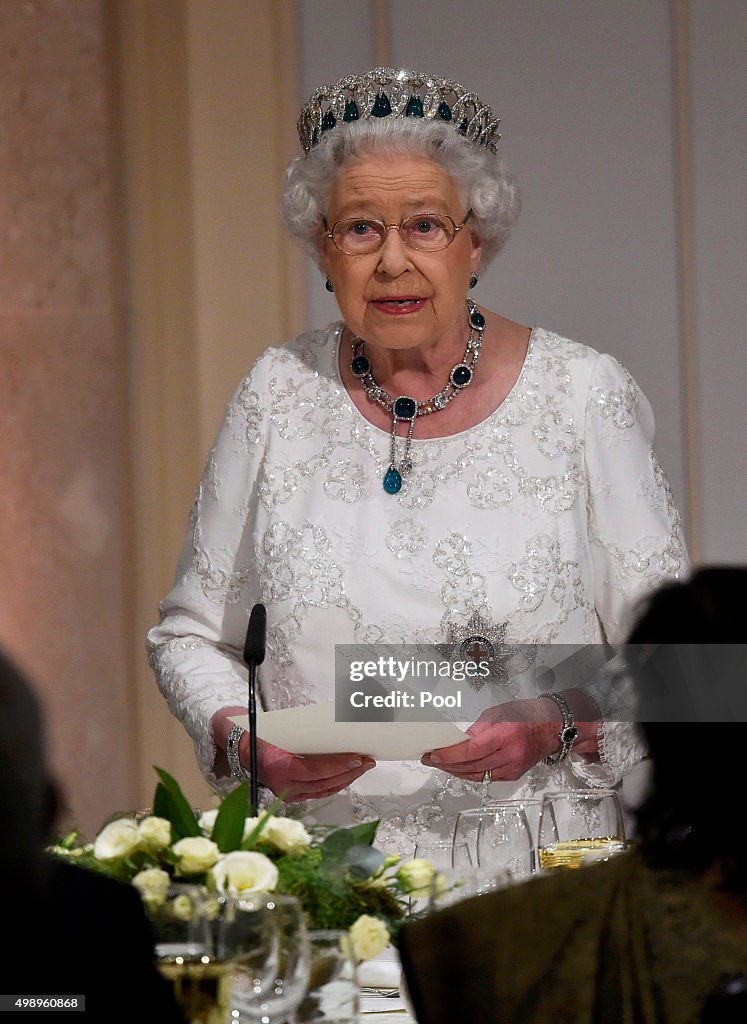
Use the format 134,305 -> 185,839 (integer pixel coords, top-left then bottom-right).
148,68 -> 687,852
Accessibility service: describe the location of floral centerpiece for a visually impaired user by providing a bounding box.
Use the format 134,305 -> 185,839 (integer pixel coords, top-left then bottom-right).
49,768 -> 440,961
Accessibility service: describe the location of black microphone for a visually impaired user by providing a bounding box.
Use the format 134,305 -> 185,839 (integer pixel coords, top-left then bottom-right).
243,603 -> 267,815
244,604 -> 267,666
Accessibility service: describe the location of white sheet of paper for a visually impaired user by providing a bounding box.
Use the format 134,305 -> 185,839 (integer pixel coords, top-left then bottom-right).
229,702 -> 465,760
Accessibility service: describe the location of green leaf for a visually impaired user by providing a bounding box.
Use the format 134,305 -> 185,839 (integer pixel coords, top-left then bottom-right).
344,845 -> 386,880
345,820 -> 379,847
211,782 -> 249,852
152,767 -> 201,839
319,821 -> 379,870
319,828 -> 355,868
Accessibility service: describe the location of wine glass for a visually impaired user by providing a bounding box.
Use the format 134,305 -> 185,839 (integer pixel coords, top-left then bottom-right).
474,804 -> 534,883
296,929 -> 359,1024
487,797 -> 543,872
147,883 -> 232,1024
218,893 -> 311,1024
411,839 -> 474,909
538,789 -> 626,871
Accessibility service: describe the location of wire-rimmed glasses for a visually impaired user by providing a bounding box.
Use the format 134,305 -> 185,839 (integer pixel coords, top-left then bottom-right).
325,209 -> 472,255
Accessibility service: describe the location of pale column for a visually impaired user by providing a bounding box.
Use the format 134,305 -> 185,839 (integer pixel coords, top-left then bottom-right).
116,0 -> 303,808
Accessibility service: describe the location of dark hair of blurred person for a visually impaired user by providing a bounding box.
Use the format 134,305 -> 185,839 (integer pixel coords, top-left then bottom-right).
399,567 -> 747,1024
627,567 -> 747,888
0,648 -> 185,1022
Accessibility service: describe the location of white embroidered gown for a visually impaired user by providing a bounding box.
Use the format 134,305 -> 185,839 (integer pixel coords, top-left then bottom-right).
148,323 -> 687,853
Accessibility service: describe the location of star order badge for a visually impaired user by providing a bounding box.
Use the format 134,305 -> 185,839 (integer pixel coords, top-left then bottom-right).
438,609 -> 526,693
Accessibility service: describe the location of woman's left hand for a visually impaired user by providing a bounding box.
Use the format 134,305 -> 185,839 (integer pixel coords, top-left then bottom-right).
420,698 -> 562,782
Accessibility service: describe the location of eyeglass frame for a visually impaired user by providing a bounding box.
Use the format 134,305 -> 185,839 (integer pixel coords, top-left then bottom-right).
323,208 -> 473,255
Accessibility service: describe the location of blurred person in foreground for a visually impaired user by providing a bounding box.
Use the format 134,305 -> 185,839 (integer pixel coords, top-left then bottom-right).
0,648 -> 184,1021
399,567 -> 747,1024
147,67 -> 687,854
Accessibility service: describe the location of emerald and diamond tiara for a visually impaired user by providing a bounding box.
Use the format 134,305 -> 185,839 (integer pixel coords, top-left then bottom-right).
297,67 -> 502,155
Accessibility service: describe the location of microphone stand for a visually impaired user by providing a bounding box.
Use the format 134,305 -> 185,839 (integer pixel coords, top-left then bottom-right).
243,603 -> 266,816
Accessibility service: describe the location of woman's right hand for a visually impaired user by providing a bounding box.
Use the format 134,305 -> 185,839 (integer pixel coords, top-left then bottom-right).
251,736 -> 376,803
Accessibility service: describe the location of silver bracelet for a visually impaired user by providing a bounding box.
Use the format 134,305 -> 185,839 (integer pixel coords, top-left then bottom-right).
226,724 -> 249,780
539,691 -> 578,766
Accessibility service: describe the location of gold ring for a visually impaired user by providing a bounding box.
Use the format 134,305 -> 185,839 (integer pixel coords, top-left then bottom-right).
482,768 -> 492,784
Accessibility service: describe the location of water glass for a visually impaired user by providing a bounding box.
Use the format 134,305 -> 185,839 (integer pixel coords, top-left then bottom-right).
296,930 -> 359,1024
538,789 -> 626,871
219,893 -> 311,1024
488,798 -> 543,871
147,883 -> 232,1024
475,805 -> 534,882
411,839 -> 474,909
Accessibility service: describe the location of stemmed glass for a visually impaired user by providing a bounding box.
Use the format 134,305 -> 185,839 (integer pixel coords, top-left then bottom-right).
411,839 -> 474,909
454,805 -> 534,892
538,789 -> 626,872
148,883 -> 232,1024
476,804 -> 534,881
488,798 -> 543,872
296,929 -> 359,1024
218,893 -> 311,1024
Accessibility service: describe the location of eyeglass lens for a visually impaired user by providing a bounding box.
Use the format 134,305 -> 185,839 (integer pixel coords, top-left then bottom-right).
332,214 -> 457,254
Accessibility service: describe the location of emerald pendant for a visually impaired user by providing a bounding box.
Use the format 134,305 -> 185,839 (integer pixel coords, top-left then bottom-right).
383,467 -> 403,494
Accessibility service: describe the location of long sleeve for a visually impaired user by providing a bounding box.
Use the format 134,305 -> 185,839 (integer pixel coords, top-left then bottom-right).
147,353 -> 271,790
568,353 -> 689,787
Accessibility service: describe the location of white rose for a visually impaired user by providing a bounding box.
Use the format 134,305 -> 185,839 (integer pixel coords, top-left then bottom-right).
262,817 -> 311,854
347,914 -> 389,962
434,872 -> 450,900
132,867 -> 171,907
198,809 -> 219,834
396,858 -> 434,898
171,893 -> 197,921
137,816 -> 172,852
93,819 -> 141,861
172,836 -> 221,875
242,817 -> 262,841
211,851 -> 279,895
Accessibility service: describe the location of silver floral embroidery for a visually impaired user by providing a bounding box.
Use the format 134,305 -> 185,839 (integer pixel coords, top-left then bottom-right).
532,409 -> 578,460
433,533 -> 473,576
639,451 -> 676,513
590,364 -> 638,430
324,459 -> 367,503
467,466 -> 512,508
385,518 -> 427,558
258,465 -> 300,507
440,572 -> 489,619
230,381 -> 265,448
508,533 -> 586,638
259,521 -> 347,608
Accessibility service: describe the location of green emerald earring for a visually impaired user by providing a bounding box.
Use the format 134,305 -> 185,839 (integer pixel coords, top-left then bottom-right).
325,278 -> 334,293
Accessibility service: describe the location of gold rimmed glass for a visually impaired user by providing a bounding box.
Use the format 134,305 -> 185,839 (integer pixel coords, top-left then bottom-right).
325,209 -> 472,255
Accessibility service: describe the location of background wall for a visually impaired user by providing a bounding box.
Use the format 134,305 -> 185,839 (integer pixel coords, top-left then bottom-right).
1,0 -> 744,834
0,0 -> 136,831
